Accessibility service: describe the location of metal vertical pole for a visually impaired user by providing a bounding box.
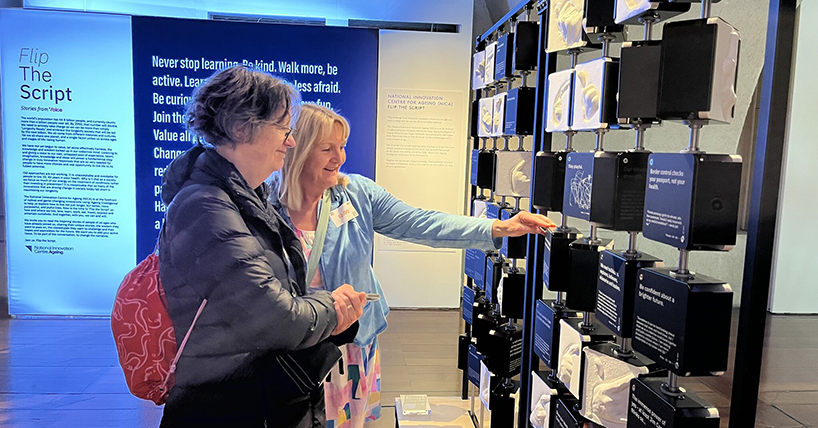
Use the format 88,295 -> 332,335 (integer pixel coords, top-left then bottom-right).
461,333 -> 470,399
520,3 -> 555,428
729,0 -> 796,426
701,0 -> 713,19
464,33 -> 487,402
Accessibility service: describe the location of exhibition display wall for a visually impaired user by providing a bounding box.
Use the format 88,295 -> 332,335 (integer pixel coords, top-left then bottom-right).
461,0 -> 746,427
0,8 -> 378,315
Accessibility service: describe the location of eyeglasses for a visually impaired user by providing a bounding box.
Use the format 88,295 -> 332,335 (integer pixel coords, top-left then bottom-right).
270,123 -> 295,142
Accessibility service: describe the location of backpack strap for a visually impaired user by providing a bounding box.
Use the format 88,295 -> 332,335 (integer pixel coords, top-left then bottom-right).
162,298 -> 207,394
154,222 -> 164,255
156,217 -> 209,395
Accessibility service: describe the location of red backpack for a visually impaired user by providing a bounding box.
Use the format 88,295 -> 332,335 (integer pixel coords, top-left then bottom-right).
111,249 -> 206,405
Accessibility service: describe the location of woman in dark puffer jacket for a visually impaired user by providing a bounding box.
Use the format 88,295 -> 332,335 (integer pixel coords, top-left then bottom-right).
158,65 -> 366,428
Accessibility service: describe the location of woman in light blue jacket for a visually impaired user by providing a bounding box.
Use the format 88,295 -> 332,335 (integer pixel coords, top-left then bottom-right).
269,103 -> 555,428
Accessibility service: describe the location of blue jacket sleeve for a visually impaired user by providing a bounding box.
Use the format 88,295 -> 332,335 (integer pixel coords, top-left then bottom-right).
358,176 -> 502,250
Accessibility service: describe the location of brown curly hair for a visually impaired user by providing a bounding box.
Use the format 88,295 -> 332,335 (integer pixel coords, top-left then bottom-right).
185,65 -> 300,147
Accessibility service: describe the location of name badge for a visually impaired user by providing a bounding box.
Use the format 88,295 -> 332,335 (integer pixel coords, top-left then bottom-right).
329,201 -> 359,227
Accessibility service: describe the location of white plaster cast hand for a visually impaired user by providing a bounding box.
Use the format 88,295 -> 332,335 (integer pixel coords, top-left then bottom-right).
481,103 -> 492,134
558,343 -> 581,386
592,379 -> 630,425
475,202 -> 488,219
475,58 -> 486,83
577,69 -> 600,122
590,360 -> 633,426
553,80 -> 571,128
511,159 -> 531,196
556,0 -> 583,47
529,395 -> 550,428
497,277 -> 504,310
493,97 -> 503,132
592,356 -> 606,380
624,0 -> 643,11
717,31 -> 740,121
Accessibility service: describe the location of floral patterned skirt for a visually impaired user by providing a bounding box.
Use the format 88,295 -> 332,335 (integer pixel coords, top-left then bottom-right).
324,338 -> 381,428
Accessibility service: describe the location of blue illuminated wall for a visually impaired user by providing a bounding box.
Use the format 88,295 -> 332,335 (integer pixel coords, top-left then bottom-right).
0,9 -> 378,315
0,9 -> 136,315
132,16 -> 377,260
12,0 -> 479,310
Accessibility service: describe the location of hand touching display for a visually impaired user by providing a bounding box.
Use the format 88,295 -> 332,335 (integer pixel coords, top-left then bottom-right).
492,211 -> 557,238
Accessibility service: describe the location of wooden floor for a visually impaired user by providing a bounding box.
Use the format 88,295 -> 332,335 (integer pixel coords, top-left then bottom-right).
0,309 -> 815,427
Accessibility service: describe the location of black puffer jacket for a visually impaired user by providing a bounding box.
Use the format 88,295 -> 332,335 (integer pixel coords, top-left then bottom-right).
159,146 -> 340,400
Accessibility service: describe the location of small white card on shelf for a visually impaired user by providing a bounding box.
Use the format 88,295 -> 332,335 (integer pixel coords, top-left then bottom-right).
400,394 -> 431,416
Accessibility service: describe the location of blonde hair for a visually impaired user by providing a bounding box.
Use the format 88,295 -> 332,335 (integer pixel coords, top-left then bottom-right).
280,103 -> 350,211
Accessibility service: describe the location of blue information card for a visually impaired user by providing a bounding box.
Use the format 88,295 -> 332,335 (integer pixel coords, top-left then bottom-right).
504,87 -> 518,135
562,152 -> 595,221
533,300 -> 556,368
486,202 -> 501,220
468,344 -> 485,386
633,269 -> 690,372
500,209 -> 512,258
485,257 -> 496,302
543,233 -> 555,291
642,153 -> 695,248
596,250 -> 626,336
465,249 -> 486,290
470,149 -> 479,187
495,33 -> 509,82
462,286 -> 475,324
